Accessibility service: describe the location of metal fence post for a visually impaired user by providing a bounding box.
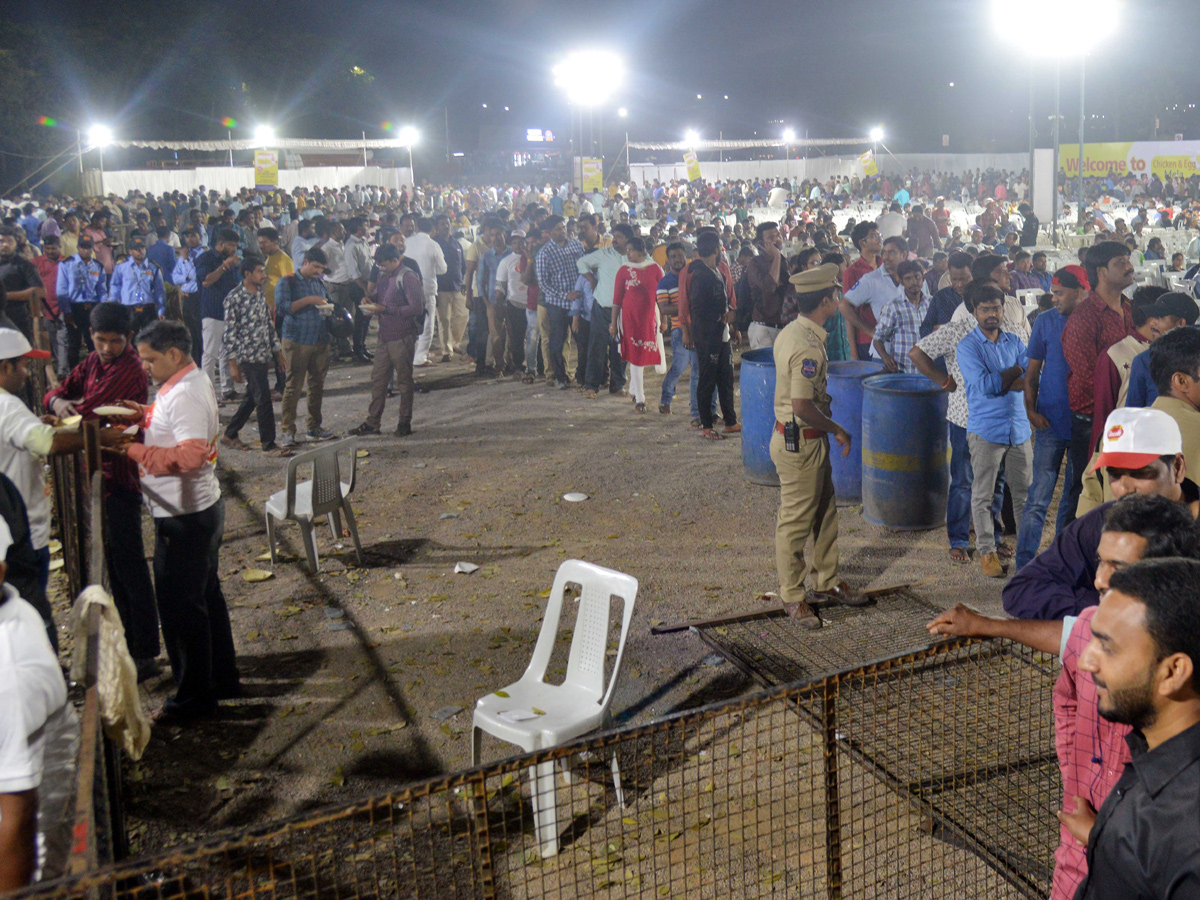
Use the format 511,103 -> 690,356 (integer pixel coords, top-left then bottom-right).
470,775 -> 496,900
822,679 -> 843,900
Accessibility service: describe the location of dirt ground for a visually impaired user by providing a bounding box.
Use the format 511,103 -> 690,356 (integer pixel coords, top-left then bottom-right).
71,342 -> 1042,859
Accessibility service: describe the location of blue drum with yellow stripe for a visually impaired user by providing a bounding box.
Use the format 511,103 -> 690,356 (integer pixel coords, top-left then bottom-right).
861,373 -> 950,531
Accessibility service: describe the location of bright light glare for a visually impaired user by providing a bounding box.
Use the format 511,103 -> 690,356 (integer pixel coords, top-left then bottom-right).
684,129 -> 700,145
87,124 -> 113,148
618,107 -> 628,118
869,126 -> 884,143
254,124 -> 276,145
992,0 -> 1117,56
782,128 -> 796,143
553,50 -> 625,106
396,126 -> 419,146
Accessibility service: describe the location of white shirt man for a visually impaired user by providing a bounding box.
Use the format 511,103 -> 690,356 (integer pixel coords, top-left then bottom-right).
404,226 -> 448,366
876,206 -> 907,240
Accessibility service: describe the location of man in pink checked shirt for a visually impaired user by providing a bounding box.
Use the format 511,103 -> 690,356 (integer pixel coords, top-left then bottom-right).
110,319 -> 239,725
926,491 -> 1200,900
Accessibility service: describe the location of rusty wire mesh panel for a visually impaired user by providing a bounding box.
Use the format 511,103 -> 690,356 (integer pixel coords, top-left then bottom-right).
693,587 -> 944,686
16,638 -> 1058,900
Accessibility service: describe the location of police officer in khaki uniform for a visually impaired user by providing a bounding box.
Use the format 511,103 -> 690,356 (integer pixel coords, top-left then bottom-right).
771,263 -> 865,628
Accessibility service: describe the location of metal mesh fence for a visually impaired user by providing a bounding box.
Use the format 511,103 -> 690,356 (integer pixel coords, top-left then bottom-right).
16,637 -> 1058,900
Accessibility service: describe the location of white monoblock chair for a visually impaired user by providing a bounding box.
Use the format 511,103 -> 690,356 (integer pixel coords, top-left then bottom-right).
264,438 -> 363,573
471,559 -> 638,858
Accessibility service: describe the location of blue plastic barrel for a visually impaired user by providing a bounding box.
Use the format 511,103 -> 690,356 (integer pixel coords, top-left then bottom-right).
827,361 -> 885,503
739,348 -> 779,486
861,373 -> 950,530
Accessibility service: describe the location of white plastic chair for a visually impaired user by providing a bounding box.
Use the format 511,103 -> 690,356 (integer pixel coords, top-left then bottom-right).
264,438 -> 363,573
471,559 -> 638,858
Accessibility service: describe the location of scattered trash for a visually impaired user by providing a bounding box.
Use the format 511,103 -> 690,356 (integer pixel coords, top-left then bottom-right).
440,512 -> 459,519
412,463 -> 427,468
431,705 -> 463,722
563,492 -> 589,502
702,654 -> 726,667
323,607 -> 345,620
454,562 -> 480,574
327,620 -> 353,631
242,569 -> 274,583
355,449 -> 370,458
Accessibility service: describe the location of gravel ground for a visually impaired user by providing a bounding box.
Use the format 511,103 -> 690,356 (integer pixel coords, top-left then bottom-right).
110,345 -> 1032,858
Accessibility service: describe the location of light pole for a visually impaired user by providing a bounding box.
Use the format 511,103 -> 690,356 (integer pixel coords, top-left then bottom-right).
86,124 -> 113,196
993,0 -> 1117,243
553,49 -> 625,189
397,126 -> 419,186
782,128 -> 796,181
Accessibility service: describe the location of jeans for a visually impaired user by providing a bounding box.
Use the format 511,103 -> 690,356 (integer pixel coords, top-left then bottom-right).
523,309 -> 540,375
280,339 -> 330,434
966,434 -> 1033,556
1066,412 -> 1094,529
201,317 -> 230,394
104,486 -> 159,661
153,499 -> 239,715
545,304 -> 571,383
947,422 -> 1004,550
696,339 -> 737,429
1015,429 -> 1076,569
573,318 -> 591,384
46,319 -> 70,377
660,327 -> 717,418
586,303 -> 626,392
226,361 -> 276,446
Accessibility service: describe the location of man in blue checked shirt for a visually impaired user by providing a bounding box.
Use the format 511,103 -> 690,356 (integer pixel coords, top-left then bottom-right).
109,234 -> 165,334
534,215 -> 585,389
957,282 -> 1033,579
275,246 -> 335,448
873,260 -> 931,374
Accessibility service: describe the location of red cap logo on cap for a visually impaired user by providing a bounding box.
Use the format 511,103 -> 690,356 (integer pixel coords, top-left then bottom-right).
1107,424 -> 1124,442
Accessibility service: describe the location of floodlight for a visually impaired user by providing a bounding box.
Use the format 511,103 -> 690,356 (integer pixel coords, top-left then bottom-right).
254,124 -> 276,145
552,50 -> 625,107
397,126 -> 419,146
992,0 -> 1117,56
869,126 -> 884,143
684,129 -> 700,145
618,107 -> 628,118
782,128 -> 796,143
87,124 -> 113,148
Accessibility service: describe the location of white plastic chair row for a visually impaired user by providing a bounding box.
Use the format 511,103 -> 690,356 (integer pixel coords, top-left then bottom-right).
472,559 -> 638,858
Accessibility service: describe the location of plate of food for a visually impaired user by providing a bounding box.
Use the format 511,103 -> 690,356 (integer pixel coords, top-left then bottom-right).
59,414 -> 83,431
316,302 -> 335,314
93,405 -> 137,417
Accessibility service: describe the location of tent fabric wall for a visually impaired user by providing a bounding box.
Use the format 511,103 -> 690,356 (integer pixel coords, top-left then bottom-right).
84,165 -> 413,197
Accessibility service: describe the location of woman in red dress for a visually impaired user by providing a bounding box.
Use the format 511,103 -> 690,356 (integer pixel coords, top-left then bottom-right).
611,238 -> 664,412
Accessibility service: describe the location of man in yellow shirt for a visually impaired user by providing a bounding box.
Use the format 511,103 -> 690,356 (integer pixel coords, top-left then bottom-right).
257,227 -> 294,396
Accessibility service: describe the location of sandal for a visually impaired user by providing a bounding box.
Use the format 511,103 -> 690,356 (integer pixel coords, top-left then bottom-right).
634,402 -> 646,413
948,547 -> 969,564
996,542 -> 1014,561
659,403 -> 671,415
220,435 -> 249,450
690,418 -> 702,428
522,374 -> 536,384
700,428 -> 725,441
723,423 -> 742,434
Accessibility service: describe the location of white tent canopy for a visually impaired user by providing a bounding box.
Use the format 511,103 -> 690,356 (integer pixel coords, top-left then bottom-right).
104,138 -> 414,152
627,137 -> 870,151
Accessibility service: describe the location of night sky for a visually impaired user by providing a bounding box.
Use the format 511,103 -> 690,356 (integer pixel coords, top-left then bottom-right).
9,0 -> 1200,154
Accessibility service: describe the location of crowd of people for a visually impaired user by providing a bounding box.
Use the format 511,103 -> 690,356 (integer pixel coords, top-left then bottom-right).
2,170 -> 1200,896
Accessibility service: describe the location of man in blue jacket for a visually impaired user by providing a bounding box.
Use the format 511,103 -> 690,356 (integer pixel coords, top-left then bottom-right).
108,234 -> 165,334
55,235 -> 107,364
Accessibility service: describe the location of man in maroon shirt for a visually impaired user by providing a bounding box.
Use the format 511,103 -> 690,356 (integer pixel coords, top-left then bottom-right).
1060,244 -> 1136,516
842,221 -> 880,357
44,302 -> 159,680
31,235 -> 66,377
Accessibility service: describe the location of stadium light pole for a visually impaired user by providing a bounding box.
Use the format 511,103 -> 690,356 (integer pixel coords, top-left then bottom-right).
993,0 -> 1118,243
553,50 -> 625,189
397,126 -> 419,186
86,124 -> 113,196
782,128 -> 796,180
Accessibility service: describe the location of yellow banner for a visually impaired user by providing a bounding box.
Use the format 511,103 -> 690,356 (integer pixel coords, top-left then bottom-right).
581,157 -> 603,192
683,150 -> 702,182
859,150 -> 878,177
1058,141 -> 1200,180
254,150 -> 279,189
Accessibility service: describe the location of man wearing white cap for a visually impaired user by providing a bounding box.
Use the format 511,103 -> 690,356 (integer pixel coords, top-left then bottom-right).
1004,406 -> 1199,620
0,329 -> 127,640
0,516 -> 79,890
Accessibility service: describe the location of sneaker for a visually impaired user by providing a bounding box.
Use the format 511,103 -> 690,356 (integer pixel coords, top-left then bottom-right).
582,389 -> 598,399
394,421 -> 412,437
555,379 -> 571,390
980,552 -> 1005,578
306,427 -> 336,442
222,390 -> 239,402
441,353 -> 452,363
349,423 -> 381,436
279,433 -> 296,449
